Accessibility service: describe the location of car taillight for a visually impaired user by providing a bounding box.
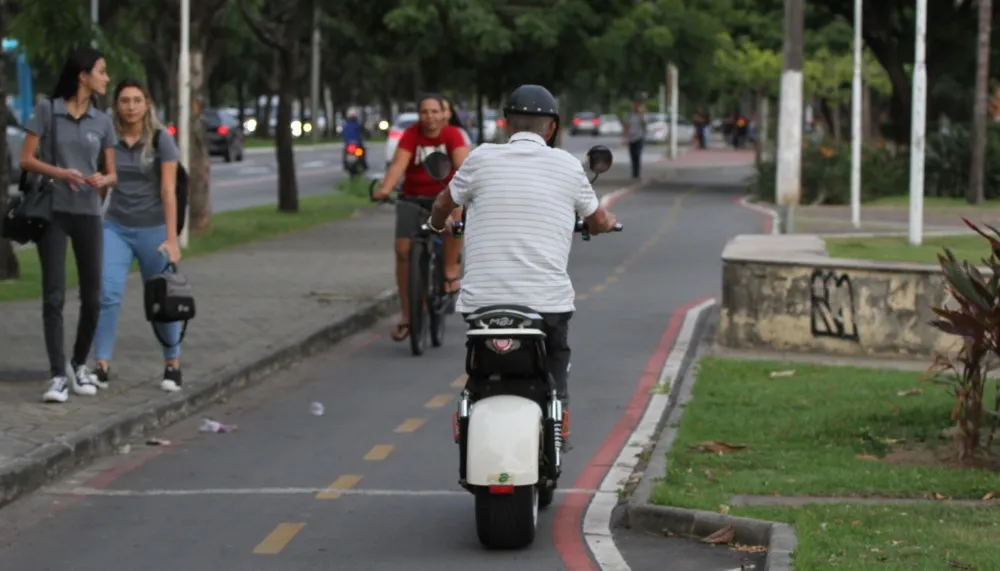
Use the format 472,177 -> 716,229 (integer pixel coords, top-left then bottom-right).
496,119 -> 504,127
389,129 -> 402,139
354,147 -> 364,157
167,125 -> 177,136
591,118 -> 599,125
346,144 -> 357,154
217,125 -> 230,136
573,118 -> 581,125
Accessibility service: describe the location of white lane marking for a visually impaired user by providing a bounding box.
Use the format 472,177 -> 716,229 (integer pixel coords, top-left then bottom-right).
44,486 -> 599,498
737,196 -> 780,235
582,298 -> 718,571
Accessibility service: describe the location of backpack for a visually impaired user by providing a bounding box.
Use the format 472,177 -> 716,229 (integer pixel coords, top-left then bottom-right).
153,128 -> 189,235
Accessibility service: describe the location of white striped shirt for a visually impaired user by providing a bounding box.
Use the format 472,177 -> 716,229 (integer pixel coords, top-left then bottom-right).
449,131 -> 600,314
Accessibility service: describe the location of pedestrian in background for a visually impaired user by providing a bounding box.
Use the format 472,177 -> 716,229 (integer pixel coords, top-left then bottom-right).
622,96 -> 646,180
19,47 -> 116,404
92,78 -> 184,393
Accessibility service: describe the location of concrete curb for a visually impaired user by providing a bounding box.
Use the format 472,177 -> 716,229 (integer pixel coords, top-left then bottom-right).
738,196 -> 781,235
624,310 -> 798,571
0,289 -> 399,510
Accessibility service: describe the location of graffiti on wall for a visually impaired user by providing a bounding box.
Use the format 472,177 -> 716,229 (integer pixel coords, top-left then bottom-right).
810,269 -> 859,342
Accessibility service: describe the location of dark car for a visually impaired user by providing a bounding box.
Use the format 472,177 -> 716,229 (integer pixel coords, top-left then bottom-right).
166,108 -> 245,162
202,109 -> 244,162
570,111 -> 600,136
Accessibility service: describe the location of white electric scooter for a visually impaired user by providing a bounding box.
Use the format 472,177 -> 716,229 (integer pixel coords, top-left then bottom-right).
452,145 -> 623,549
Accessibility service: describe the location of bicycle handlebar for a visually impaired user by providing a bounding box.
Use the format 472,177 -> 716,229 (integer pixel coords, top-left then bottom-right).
574,218 -> 623,241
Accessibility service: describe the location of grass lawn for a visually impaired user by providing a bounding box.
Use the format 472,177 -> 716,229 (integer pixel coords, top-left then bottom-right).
737,503 -> 1000,570
0,191 -> 370,303
650,357 -> 1000,568
823,234 -> 988,265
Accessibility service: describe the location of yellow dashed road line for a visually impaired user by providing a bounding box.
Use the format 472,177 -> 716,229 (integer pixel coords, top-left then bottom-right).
253,522 -> 306,554
424,394 -> 453,409
315,474 -> 363,500
364,444 -> 395,461
450,374 -> 467,388
394,418 -> 427,433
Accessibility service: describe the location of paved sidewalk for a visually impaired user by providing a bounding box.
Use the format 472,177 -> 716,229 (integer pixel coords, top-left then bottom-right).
0,203 -> 399,507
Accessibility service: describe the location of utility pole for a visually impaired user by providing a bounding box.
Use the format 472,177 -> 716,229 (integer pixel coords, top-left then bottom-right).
908,0 -> 928,246
775,0 -> 805,233
668,63 -> 679,159
309,3 -> 321,143
850,0 -> 863,228
178,0 -> 191,248
969,0 -> 992,205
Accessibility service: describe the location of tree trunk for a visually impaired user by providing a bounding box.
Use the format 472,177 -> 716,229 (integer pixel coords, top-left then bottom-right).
188,44 -> 213,233
0,0 -> 19,281
275,49 -> 299,213
969,0 -> 992,205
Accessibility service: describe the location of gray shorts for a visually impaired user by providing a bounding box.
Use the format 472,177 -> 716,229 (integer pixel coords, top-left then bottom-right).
394,200 -> 428,239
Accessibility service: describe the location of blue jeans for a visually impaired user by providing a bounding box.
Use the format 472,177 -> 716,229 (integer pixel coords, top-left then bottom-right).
94,220 -> 181,362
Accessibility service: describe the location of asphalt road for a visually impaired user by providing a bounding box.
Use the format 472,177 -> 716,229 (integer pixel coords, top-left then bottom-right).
209,135 -> 658,213
0,168 -> 765,571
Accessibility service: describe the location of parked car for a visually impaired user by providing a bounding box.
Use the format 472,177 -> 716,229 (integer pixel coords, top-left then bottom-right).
165,108 -> 245,162
597,114 -> 622,136
645,113 -> 695,145
384,112 -> 419,167
6,105 -> 25,183
570,112 -> 600,136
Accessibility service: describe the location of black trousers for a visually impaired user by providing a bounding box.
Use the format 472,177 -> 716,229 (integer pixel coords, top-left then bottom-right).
36,212 -> 103,377
628,139 -> 643,179
464,311 -> 573,403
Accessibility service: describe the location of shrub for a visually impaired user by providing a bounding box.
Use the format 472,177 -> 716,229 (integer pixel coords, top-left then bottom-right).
927,217 -> 1000,460
751,123 -> 1000,204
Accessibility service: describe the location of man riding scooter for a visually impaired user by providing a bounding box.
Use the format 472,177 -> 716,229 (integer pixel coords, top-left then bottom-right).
341,108 -> 367,174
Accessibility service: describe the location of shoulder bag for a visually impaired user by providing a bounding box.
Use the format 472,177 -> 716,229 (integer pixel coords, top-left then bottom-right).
1,99 -> 58,245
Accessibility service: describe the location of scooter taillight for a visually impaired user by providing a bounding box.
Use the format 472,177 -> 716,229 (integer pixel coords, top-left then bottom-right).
488,485 -> 514,495
489,338 -> 516,354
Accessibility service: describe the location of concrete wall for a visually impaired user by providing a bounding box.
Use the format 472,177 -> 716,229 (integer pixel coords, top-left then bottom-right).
718,235 -> 961,358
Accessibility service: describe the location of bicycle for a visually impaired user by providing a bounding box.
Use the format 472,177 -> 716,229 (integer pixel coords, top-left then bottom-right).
369,172 -> 464,357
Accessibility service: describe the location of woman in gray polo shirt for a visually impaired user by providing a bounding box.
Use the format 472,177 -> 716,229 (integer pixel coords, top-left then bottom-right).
19,47 -> 116,404
92,78 -> 184,393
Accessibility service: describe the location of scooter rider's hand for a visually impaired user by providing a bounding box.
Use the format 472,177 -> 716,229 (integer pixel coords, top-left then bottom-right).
590,209 -> 618,234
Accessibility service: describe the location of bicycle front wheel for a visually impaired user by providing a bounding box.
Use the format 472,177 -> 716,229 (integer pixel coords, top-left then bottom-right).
408,240 -> 430,356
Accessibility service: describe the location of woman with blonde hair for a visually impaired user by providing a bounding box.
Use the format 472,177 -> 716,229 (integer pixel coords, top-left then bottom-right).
91,77 -> 184,392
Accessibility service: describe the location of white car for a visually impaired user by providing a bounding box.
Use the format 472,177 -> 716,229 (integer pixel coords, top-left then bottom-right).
645,113 -> 695,145
384,112 -> 420,167
597,114 -> 622,136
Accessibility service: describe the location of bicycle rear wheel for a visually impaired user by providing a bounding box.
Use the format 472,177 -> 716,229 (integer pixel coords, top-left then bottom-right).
408,241 -> 430,356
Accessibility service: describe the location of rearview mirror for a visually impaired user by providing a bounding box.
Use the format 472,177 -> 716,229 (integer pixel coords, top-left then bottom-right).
421,151 -> 453,181
587,145 -> 613,174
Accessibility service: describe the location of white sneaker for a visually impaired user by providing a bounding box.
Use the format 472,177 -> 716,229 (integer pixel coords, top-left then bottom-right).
42,377 -> 70,403
67,362 -> 99,396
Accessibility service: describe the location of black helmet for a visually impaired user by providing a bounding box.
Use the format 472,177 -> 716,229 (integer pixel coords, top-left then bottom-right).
503,84 -> 561,147
503,84 -> 559,118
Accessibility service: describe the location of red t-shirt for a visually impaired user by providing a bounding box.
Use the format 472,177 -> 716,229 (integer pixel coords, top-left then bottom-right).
398,124 -> 468,197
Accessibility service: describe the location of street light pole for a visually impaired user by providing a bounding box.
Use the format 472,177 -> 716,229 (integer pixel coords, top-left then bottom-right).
178,0 -> 191,249
90,0 -> 98,48
668,63 -> 679,160
908,0 -> 928,246
310,4 -> 321,143
849,0 -> 863,228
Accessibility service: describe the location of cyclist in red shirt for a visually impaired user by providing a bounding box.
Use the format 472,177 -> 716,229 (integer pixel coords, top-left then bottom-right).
373,94 -> 470,341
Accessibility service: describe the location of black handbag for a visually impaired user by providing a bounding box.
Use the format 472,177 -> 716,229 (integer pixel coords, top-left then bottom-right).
0,100 -> 57,245
143,262 -> 196,348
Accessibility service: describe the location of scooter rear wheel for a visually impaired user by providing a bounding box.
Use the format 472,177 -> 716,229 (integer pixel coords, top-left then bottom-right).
474,485 -> 538,550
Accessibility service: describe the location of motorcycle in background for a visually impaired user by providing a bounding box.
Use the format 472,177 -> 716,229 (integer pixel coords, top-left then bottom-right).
344,141 -> 367,176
